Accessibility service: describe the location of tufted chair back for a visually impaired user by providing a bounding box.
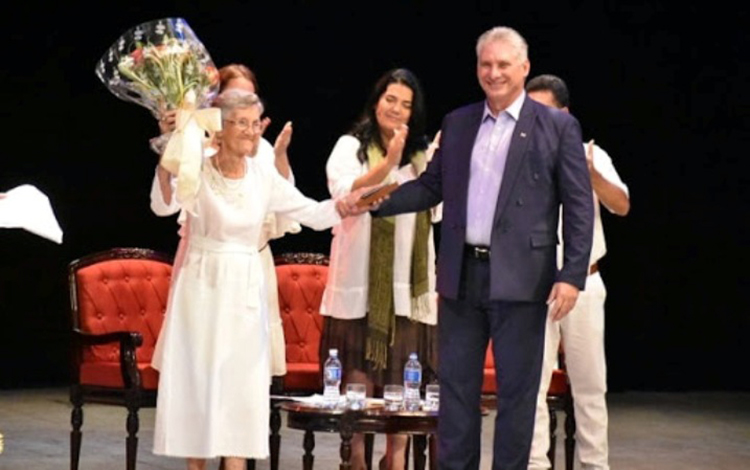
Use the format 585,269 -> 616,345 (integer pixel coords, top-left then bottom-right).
274,252 -> 329,393
71,249 -> 171,389
68,247 -> 172,470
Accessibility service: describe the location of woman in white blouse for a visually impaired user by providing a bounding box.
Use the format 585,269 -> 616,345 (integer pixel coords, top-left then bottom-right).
321,68 -> 440,470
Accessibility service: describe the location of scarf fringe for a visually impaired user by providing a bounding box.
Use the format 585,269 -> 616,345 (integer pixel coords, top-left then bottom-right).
366,334 -> 389,371
410,292 -> 432,323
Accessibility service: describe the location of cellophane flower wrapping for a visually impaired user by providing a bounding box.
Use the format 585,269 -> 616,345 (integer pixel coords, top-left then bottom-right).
96,17 -> 219,117
96,18 -> 223,213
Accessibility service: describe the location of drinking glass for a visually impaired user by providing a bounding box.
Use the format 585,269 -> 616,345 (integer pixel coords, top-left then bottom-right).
425,384 -> 440,412
383,384 -> 404,412
346,383 -> 366,410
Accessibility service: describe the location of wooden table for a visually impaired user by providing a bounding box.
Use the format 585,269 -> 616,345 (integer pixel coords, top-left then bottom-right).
281,401 -> 438,470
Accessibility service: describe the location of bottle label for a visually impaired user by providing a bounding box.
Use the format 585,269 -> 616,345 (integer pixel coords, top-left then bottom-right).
325,367 -> 342,381
404,369 -> 421,383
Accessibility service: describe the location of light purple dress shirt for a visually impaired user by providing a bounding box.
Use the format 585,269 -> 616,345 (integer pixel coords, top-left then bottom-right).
465,91 -> 526,246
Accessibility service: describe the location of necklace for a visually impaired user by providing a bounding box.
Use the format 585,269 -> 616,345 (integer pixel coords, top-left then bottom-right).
206,154 -> 247,205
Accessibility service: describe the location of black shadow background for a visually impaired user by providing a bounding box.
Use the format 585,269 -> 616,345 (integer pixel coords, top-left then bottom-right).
0,1 -> 746,391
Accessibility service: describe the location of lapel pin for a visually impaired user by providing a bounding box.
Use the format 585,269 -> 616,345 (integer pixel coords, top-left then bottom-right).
520,132 -> 527,138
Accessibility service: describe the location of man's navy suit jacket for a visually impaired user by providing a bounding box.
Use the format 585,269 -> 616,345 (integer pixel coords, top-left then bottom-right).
377,96 -> 594,302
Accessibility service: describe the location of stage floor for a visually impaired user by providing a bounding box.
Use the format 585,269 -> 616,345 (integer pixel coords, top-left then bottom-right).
0,388 -> 748,469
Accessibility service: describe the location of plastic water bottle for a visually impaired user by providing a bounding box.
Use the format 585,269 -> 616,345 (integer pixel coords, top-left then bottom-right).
403,352 -> 422,411
323,348 -> 342,408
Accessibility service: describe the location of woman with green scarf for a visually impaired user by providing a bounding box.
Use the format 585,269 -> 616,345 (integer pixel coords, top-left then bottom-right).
320,68 -> 440,470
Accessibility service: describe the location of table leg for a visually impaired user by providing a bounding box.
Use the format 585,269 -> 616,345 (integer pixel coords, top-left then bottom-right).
413,435 -> 427,470
339,412 -> 355,470
303,430 -> 315,470
428,434 -> 438,470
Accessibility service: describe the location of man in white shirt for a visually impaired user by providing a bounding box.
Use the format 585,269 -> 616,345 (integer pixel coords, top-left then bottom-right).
525,74 -> 630,470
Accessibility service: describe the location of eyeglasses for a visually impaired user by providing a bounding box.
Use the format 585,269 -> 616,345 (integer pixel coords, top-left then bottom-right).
224,118 -> 262,133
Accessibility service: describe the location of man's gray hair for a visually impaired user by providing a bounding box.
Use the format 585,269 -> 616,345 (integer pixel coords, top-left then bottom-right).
213,89 -> 264,119
476,26 -> 528,62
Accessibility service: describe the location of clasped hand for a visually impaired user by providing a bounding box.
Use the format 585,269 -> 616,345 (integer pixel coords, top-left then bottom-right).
335,184 -> 395,218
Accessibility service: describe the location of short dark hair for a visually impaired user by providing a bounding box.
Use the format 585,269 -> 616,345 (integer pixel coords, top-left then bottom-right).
350,68 -> 428,165
526,74 -> 570,108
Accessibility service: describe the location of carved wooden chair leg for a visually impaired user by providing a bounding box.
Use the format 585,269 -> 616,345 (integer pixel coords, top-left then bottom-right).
70,398 -> 83,470
125,405 -> 140,470
564,394 -> 576,470
548,404 -> 558,470
270,403 -> 281,470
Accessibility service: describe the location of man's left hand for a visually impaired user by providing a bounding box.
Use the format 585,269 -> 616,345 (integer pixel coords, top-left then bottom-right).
546,282 -> 580,321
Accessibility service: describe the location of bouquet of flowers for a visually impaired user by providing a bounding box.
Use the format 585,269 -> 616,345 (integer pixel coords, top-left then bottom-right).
96,18 -> 222,211
96,17 -> 219,116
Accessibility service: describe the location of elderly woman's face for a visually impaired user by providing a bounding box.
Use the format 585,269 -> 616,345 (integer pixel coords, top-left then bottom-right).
221,105 -> 263,156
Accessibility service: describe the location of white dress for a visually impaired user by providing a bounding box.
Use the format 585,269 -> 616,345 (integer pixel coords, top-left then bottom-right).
155,138 -> 299,378
151,156 -> 339,459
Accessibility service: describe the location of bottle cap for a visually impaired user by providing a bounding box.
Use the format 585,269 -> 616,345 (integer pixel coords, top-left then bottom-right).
330,348 -> 339,356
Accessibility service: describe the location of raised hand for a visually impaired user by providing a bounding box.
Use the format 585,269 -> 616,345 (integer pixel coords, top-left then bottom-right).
260,116 -> 272,137
386,124 -> 409,167
274,121 -> 293,157
586,139 -> 595,173
158,109 -> 178,134
426,130 -> 442,162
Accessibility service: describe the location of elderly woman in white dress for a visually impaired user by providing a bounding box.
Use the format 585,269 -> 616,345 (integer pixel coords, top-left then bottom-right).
157,63 -> 296,380
150,89 -> 365,470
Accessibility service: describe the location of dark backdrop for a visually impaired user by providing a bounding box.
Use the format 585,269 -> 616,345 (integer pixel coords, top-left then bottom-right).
0,1 -> 746,391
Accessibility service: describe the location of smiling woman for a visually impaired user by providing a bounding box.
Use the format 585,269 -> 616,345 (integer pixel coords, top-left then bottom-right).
148,89 -> 369,470
320,68 -> 440,470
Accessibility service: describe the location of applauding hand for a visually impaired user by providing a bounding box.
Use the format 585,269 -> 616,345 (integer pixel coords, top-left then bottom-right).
386,124 -> 409,167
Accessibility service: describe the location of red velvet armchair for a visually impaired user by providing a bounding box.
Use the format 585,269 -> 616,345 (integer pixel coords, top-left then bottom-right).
68,247 -> 172,470
483,342 -> 576,470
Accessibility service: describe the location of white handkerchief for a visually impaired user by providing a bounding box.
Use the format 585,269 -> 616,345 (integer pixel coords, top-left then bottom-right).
0,184 -> 63,244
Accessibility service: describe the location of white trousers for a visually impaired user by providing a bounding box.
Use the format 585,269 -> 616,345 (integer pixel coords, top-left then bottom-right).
528,272 -> 609,470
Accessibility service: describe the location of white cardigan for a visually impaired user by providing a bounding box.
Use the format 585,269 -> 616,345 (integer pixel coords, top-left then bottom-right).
320,135 -> 438,325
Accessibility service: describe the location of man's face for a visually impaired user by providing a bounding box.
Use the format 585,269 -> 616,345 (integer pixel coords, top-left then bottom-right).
528,89 -> 567,112
477,39 -> 530,111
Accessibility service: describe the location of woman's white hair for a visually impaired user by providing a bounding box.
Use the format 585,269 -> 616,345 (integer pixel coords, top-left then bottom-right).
476,26 -> 528,62
213,89 -> 264,119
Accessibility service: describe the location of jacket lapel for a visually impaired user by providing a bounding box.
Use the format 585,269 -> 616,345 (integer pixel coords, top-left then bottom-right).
493,97 -> 536,226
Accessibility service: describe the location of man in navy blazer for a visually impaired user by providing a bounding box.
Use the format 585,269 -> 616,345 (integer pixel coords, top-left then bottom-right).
373,26 -> 594,469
